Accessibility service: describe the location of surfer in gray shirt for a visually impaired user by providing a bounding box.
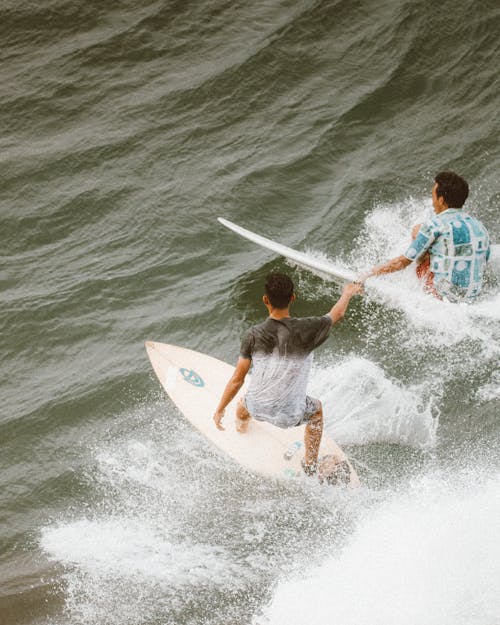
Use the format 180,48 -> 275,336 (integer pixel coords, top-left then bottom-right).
213,273 -> 362,475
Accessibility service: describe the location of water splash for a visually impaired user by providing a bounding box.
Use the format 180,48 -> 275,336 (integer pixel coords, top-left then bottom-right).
40,518 -> 236,585
256,471 -> 500,625
349,199 -> 500,344
310,356 -> 438,448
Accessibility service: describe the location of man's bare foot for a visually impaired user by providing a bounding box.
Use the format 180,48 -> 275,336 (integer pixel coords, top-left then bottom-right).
235,416 -> 250,433
235,398 -> 251,433
317,455 -> 351,485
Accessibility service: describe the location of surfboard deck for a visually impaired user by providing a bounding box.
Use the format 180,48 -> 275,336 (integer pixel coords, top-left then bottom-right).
218,217 -> 356,285
145,341 -> 360,488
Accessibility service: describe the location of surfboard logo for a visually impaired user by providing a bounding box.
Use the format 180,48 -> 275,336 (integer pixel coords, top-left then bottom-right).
179,367 -> 205,388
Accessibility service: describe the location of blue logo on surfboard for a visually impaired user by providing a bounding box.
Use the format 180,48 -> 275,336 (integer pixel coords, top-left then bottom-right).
180,368 -> 205,388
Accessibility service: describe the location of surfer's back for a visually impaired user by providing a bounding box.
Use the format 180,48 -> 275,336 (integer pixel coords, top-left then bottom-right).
241,316 -> 332,428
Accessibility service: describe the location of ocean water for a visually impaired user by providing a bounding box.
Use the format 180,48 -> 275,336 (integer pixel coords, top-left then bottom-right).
1,1 -> 499,624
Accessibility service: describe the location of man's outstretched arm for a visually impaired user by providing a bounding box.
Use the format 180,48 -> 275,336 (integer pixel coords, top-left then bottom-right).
362,221 -> 434,281
368,255 -> 412,278
213,357 -> 251,430
328,282 -> 363,324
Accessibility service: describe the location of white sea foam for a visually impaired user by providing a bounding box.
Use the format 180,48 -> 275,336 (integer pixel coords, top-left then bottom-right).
95,438 -> 176,492
475,367 -> 500,402
294,199 -> 498,352
255,472 -> 500,625
365,275 -> 500,350
309,356 -> 438,448
40,507 -> 244,624
40,518 -> 234,585
38,419 -> 253,625
349,200 -> 500,346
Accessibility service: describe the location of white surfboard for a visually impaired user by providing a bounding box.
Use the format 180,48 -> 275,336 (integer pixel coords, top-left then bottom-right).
145,341 -> 360,487
218,217 -> 356,284
218,217 -> 500,285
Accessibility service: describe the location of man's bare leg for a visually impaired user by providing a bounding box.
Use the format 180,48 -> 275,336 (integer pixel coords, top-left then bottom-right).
303,403 -> 323,471
235,398 -> 251,433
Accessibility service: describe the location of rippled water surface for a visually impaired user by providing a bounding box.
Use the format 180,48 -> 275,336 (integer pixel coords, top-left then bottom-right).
1,1 -> 499,624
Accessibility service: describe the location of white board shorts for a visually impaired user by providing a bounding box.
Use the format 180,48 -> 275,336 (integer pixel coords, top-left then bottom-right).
243,395 -> 321,429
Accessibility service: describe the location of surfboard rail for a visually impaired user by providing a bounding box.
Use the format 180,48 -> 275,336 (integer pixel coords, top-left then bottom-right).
218,217 -> 356,284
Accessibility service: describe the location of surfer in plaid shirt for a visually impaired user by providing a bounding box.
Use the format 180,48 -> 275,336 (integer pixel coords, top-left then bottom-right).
213,273 -> 361,476
364,172 -> 490,302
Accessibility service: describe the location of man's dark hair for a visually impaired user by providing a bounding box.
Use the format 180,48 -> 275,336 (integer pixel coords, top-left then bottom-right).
265,273 -> 294,308
434,171 -> 469,208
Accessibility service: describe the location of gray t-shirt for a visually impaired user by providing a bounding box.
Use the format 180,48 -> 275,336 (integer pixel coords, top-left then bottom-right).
240,315 -> 332,428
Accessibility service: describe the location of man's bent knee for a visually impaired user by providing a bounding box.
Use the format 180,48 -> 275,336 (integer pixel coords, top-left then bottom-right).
308,401 -> 323,427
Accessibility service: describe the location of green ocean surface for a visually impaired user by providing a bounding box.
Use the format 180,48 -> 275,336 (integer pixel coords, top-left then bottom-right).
1,1 -> 499,624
